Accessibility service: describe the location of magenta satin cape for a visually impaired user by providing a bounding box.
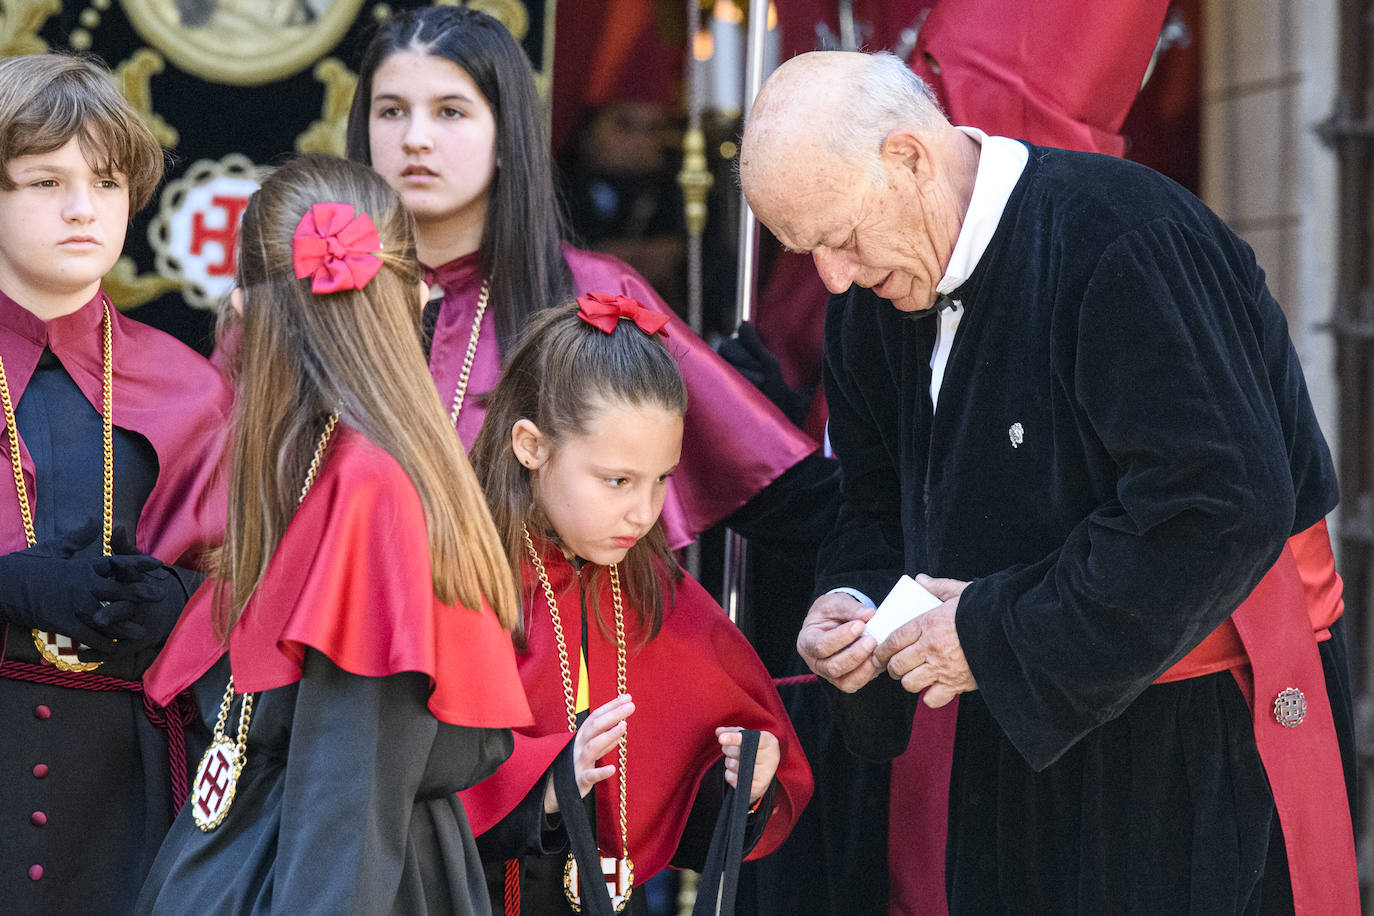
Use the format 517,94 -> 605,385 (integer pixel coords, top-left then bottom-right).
459,536 -> 813,881
424,245 -> 816,549
144,426 -> 533,730
0,289 -> 231,564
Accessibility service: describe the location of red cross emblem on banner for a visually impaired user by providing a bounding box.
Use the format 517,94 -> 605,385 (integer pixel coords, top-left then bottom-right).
189,194 -> 250,276
192,740 -> 238,830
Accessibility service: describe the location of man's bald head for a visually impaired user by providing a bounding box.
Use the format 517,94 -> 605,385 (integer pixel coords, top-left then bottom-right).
741,51 -> 947,197
740,51 -> 978,313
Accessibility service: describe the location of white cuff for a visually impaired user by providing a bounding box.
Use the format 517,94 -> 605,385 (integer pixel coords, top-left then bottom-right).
825,586 -> 875,609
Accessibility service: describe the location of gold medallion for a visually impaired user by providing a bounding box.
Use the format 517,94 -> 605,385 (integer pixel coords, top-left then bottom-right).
564,853 -> 633,913
31,630 -> 103,673
192,736 -> 242,831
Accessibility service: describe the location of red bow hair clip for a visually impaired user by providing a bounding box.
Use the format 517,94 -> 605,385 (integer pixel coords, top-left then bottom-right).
575,292 -> 670,337
291,202 -> 384,294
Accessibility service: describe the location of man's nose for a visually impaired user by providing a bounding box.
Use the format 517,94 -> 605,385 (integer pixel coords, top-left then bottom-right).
812,248 -> 855,294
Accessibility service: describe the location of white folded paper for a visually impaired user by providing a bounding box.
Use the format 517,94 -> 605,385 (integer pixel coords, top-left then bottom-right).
864,575 -> 942,643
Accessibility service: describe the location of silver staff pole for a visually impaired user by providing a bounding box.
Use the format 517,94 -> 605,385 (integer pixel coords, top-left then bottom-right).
722,0 -> 772,627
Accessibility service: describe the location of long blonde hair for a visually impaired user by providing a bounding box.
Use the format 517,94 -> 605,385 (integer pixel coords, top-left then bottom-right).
214,153 -> 516,637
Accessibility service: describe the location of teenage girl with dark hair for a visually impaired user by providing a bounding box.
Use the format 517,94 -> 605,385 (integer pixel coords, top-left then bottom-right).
344,4 -> 819,550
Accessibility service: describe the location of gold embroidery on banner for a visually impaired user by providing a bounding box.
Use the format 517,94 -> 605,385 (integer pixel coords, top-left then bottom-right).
120,0 -> 366,87
295,58 -> 357,156
115,49 -> 179,148
102,257 -> 183,311
457,0 -> 528,39
0,0 -> 60,55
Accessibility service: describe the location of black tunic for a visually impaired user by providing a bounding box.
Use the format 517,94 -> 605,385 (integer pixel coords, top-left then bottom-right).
0,350 -> 166,915
818,146 -> 1348,913
137,650 -> 514,915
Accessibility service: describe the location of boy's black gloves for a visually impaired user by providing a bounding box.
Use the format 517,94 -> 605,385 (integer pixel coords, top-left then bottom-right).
0,521 -> 167,652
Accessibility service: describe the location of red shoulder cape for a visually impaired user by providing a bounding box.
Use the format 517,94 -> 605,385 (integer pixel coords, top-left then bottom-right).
144,426 -> 533,730
423,246 -> 816,549
459,538 -> 812,880
0,289 -> 231,564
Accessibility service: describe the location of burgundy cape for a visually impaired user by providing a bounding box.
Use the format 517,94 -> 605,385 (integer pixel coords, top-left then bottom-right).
145,425 -> 532,731
459,536 -> 813,881
0,289 -> 230,562
424,245 -> 816,549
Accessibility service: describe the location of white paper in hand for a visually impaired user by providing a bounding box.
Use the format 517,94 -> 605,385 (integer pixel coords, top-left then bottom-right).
864,575 -> 942,644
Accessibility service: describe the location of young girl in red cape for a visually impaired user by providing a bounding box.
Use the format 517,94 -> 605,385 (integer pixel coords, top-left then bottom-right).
138,155 -> 532,915
460,297 -> 812,915
343,5 -> 817,550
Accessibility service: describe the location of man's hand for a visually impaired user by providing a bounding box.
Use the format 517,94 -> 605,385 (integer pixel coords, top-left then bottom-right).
796,592 -> 881,693
876,575 -> 977,707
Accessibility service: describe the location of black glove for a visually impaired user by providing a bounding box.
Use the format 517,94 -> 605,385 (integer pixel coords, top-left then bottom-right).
84,562 -> 194,653
716,321 -> 812,427
0,521 -> 161,651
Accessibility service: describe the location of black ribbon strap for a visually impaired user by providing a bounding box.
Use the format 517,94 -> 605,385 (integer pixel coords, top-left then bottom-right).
693,729 -> 761,916
553,742 -> 617,916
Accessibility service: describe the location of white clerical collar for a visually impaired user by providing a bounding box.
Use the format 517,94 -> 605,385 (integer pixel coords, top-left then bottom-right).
935,127 -> 1029,297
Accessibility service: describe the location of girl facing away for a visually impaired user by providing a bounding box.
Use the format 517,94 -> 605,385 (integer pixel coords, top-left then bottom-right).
460,298 -> 812,915
344,4 -> 818,550
138,154 -> 532,915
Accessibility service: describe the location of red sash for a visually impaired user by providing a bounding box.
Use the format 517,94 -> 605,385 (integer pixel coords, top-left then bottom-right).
1155,520 -> 1357,914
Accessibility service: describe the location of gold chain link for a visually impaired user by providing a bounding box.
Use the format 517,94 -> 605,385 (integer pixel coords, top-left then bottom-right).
0,299 -> 114,672
100,302 -> 113,556
610,563 -> 629,859
210,413 -> 339,784
525,524 -> 577,734
523,525 -> 631,861
448,279 -> 489,428
0,354 -> 33,544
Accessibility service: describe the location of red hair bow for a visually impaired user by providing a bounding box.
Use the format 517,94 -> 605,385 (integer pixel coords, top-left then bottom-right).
291,202 -> 384,294
575,292 -> 670,337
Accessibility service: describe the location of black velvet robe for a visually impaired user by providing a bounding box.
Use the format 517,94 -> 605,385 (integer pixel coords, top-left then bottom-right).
818,145 -> 1349,913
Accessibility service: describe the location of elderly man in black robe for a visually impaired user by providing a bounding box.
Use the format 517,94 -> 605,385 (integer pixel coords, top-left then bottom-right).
739,50 -> 1358,914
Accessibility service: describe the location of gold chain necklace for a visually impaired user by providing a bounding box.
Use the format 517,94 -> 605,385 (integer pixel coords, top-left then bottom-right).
192,413 -> 338,833
447,278 -> 489,427
522,525 -> 634,912
0,298 -> 114,673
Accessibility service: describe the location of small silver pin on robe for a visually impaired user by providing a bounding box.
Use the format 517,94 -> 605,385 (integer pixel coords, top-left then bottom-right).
1009,422 -> 1024,448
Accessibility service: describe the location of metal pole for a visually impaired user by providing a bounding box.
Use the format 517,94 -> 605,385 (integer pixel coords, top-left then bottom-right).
731,0 -> 769,329
678,0 -> 713,587
723,0 -> 771,627
837,0 -> 857,51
